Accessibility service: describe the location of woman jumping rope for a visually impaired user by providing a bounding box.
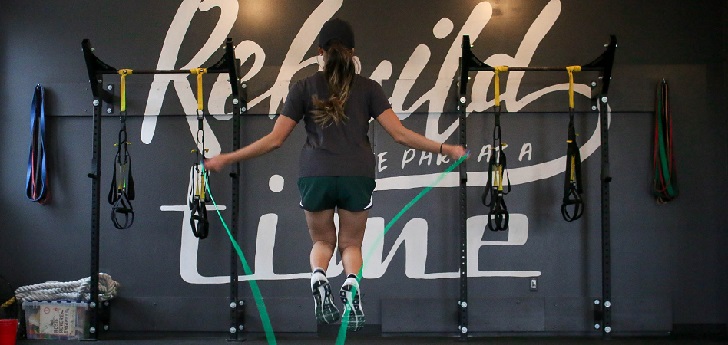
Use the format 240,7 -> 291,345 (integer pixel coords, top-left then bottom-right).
205,18 -> 468,331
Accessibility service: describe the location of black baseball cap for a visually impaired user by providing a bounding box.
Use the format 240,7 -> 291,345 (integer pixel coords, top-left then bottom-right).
318,18 -> 355,50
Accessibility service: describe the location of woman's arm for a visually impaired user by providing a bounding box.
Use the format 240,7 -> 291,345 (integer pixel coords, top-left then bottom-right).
204,115 -> 298,172
376,109 -> 467,160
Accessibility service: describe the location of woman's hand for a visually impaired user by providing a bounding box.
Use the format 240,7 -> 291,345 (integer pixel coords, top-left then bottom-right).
204,154 -> 230,173
442,144 -> 469,161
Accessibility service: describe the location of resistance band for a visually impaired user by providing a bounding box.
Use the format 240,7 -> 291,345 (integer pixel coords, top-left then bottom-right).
336,153 -> 469,345
108,69 -> 135,229
561,66 -> 584,222
653,79 -> 678,203
202,163 -> 277,345
188,68 -> 211,239
481,66 -> 510,231
26,84 -> 50,204
203,152 -> 467,345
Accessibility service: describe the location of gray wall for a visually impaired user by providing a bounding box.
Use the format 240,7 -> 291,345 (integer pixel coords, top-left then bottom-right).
1,0 -> 726,337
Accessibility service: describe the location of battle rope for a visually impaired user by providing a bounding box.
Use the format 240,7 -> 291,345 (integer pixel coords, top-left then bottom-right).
201,163 -> 277,345
653,79 -> 678,203
561,66 -> 585,221
26,84 -> 50,204
481,66 -> 510,231
189,68 -> 211,239
336,153 -> 469,345
14,273 -> 119,303
108,69 -> 135,229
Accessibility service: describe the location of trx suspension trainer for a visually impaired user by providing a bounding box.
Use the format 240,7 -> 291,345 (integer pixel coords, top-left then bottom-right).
108,69 -> 135,229
188,68 -> 211,239
561,66 -> 585,222
481,66 -> 510,231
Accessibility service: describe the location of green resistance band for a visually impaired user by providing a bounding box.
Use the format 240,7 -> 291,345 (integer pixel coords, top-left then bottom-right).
202,165 -> 277,345
336,153 -> 468,345
204,152 -> 467,345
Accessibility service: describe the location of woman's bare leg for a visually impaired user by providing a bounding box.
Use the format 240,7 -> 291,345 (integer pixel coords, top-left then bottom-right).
305,209 -> 337,271
336,208 -> 369,275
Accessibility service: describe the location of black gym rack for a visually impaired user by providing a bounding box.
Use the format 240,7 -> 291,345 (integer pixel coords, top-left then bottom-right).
457,34 -> 617,340
81,37 -> 247,341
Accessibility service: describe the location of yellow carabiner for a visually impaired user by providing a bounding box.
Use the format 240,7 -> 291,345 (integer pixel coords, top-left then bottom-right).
118,69 -> 133,112
566,66 -> 581,109
190,68 -> 208,112
494,66 -> 508,107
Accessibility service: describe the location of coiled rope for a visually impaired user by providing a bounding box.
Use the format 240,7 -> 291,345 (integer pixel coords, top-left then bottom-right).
14,273 -> 119,302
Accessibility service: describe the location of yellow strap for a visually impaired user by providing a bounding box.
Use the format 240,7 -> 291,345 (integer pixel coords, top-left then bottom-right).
566,66 -> 581,109
570,157 -> 576,181
197,169 -> 206,198
494,66 -> 508,107
118,69 -> 133,112
496,164 -> 503,191
191,68 -> 207,111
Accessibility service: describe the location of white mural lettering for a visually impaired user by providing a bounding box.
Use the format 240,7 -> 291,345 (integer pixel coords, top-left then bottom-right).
519,143 -> 533,161
150,0 -> 610,283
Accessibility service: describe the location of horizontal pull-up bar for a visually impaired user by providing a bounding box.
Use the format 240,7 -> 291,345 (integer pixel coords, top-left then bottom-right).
459,34 -> 617,96
94,68 -> 231,75
82,38 -> 242,100
465,66 -> 605,72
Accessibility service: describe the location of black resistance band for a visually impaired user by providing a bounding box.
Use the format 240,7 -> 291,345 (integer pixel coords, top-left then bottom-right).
108,69 -> 135,229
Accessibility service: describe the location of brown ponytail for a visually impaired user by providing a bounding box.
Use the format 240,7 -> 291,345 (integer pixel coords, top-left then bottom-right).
312,41 -> 356,127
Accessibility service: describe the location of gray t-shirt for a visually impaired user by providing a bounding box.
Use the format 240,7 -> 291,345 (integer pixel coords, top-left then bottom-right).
281,72 -> 392,178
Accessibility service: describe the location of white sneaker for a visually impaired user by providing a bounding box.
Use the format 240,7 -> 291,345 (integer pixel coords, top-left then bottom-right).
311,271 -> 340,324
339,276 -> 365,331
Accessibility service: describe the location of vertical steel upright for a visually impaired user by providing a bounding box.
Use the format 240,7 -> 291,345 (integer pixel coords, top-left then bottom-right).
457,45 -> 470,339
583,36 -> 616,336
82,39 -> 117,339
597,88 -> 612,336
86,64 -> 102,341
210,38 -> 247,341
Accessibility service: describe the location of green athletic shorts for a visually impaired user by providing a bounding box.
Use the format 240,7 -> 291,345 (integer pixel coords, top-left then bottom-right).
297,176 -> 376,212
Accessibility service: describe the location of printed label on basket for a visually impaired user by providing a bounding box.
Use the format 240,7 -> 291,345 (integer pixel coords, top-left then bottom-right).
39,304 -> 76,336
